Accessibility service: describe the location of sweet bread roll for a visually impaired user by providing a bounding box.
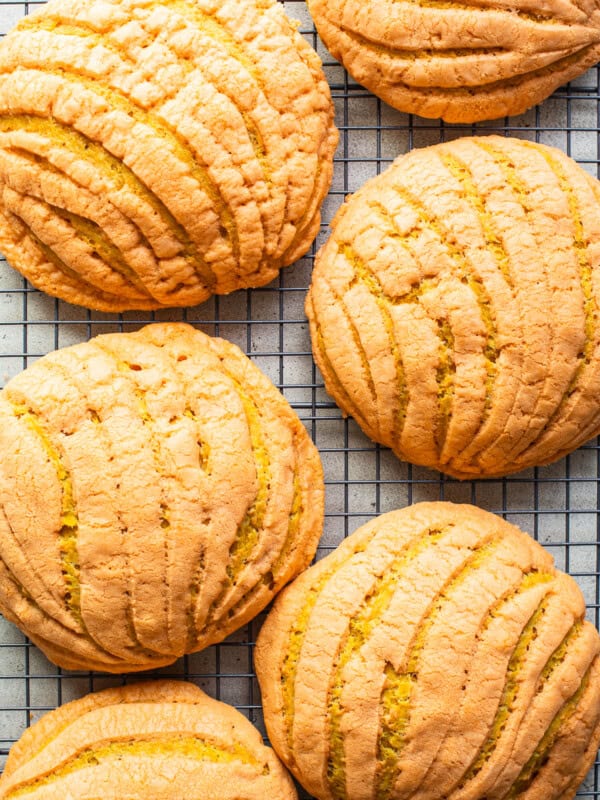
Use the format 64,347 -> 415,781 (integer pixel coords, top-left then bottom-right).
307,0 -> 600,122
0,680 -> 297,799
0,322 -> 323,672
0,0 -> 337,311
256,502 -> 600,800
307,135 -> 600,478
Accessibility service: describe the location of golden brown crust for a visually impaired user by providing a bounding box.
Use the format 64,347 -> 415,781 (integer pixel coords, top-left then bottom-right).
307,0 -> 600,122
0,680 -> 298,799
0,0 -> 337,311
307,135 -> 600,479
255,501 -> 600,800
0,322 -> 324,672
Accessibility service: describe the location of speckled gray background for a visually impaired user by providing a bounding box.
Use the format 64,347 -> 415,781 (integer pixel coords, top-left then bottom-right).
0,1 -> 598,797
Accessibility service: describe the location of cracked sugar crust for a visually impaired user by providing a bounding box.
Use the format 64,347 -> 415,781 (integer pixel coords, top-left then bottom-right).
0,0 -> 338,311
0,322 -> 324,672
306,135 -> 600,479
255,502 -> 600,800
0,680 -> 298,800
307,0 -> 600,122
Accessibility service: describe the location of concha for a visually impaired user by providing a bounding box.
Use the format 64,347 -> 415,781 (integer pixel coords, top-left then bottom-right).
0,0 -> 338,310
307,135 -> 600,478
307,0 -> 600,122
256,502 -> 600,800
0,323 -> 323,671
0,681 -> 298,799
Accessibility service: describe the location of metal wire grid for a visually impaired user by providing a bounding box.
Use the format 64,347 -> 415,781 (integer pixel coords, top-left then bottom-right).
0,0 -> 598,796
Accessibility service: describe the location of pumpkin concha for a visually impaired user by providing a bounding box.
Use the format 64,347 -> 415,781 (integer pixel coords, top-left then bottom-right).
256,502 -> 600,800
0,322 -> 323,672
0,0 -> 338,311
307,135 -> 600,479
307,0 -> 600,122
0,680 -> 298,799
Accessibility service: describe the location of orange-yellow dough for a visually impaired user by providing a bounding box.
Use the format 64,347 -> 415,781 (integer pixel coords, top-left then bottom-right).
0,0 -> 338,311
306,135 -> 600,479
307,0 -> 600,123
256,501 -> 600,800
0,680 -> 298,799
0,322 -> 324,672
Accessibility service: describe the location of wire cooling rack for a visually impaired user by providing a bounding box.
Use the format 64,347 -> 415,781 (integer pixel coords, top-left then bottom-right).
0,1 -> 599,797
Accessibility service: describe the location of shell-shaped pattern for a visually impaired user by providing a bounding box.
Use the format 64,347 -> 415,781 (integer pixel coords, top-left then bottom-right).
0,322 -> 323,672
0,0 -> 338,311
307,0 -> 600,122
0,680 -> 298,799
306,135 -> 600,479
256,502 -> 600,800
